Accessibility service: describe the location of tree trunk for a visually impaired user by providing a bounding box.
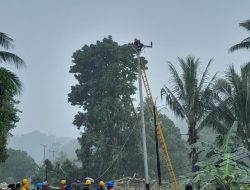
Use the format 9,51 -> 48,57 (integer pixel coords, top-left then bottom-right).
188,122 -> 199,172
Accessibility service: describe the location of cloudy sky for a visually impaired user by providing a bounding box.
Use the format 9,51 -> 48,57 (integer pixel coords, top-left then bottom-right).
1,0 -> 250,138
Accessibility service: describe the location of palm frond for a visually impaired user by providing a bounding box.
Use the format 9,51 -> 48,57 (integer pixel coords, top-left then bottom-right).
198,113 -> 229,135
198,96 -> 234,133
0,51 -> 25,68
240,61 -> 250,79
226,65 -> 240,92
0,32 -> 13,49
229,41 -> 250,52
161,86 -> 186,119
196,74 -> 217,121
200,73 -> 217,105
241,62 -> 250,123
168,61 -> 186,100
241,37 -> 250,43
213,79 -> 232,98
239,20 -> 250,31
178,56 -> 199,111
0,67 -> 22,96
198,59 -> 213,92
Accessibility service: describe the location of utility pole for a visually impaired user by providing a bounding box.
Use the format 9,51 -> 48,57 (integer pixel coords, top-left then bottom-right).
49,149 -> 57,162
133,38 -> 152,190
153,106 -> 162,189
137,52 -> 150,190
40,144 -> 47,181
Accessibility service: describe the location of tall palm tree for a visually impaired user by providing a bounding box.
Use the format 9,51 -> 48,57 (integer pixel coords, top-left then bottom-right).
229,20 -> 250,52
161,56 -> 217,172
208,63 -> 250,155
0,32 -> 24,162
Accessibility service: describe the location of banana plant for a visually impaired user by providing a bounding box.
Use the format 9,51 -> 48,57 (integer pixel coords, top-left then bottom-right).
190,122 -> 250,189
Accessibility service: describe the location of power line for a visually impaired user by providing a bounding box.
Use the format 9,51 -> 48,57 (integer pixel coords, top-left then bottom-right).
94,101 -> 139,181
49,149 -> 57,162
95,98 -> 138,180
40,144 -> 47,181
94,121 -> 138,181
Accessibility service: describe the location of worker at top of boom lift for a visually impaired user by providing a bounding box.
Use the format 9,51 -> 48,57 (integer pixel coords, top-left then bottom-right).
133,38 -> 144,52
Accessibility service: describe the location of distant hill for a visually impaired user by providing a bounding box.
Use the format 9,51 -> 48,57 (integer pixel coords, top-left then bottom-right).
7,131 -> 80,164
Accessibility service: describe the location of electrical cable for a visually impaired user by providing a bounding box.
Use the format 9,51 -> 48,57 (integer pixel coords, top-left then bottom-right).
94,123 -> 137,181
94,101 -> 139,181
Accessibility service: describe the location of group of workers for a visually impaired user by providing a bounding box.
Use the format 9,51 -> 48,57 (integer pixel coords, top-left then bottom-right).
61,179 -> 115,190
0,178 -> 225,190
1,179 -> 30,190
0,178 -> 114,190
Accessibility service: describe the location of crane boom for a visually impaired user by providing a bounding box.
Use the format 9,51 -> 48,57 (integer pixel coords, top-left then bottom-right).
140,58 -> 179,190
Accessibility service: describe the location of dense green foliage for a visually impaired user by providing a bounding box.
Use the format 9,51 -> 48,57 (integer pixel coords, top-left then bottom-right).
204,62 -> 250,155
68,36 -> 189,181
68,36 -> 144,179
190,122 -> 250,189
0,32 -> 24,162
161,56 -> 216,172
0,149 -> 37,183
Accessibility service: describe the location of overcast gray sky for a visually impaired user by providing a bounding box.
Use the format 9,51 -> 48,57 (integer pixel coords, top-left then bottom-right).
1,0 -> 250,138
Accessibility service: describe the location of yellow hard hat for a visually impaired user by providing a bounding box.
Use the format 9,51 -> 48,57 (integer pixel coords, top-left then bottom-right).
99,181 -> 105,187
85,179 -> 91,185
61,180 -> 66,185
22,179 -> 28,185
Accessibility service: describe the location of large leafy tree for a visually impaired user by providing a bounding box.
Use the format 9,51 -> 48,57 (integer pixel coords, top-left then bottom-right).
161,56 -> 216,172
68,36 -> 144,179
229,20 -> 250,52
0,32 -> 24,162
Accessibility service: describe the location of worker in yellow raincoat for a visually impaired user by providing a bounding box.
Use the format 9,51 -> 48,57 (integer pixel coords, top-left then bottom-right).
20,179 -> 29,190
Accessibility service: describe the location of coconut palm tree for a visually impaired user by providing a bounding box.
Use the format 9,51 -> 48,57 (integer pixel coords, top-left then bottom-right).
209,62 -> 250,155
161,56 -> 217,172
229,20 -> 250,52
